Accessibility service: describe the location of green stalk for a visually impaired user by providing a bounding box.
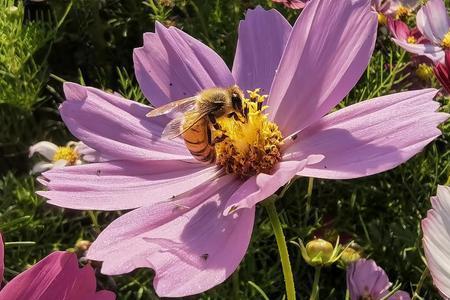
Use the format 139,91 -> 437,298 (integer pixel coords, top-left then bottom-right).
309,267 -> 321,300
304,177 -> 314,223
88,211 -> 100,234
411,267 -> 428,300
264,200 -> 296,300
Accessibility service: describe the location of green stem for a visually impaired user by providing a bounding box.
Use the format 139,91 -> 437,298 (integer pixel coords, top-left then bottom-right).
411,267 -> 428,300
304,178 -> 314,223
309,267 -> 321,300
88,211 -> 100,234
264,200 -> 296,300
4,241 -> 35,246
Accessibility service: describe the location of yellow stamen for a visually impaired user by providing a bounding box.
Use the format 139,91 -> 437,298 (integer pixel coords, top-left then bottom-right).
442,31 -> 450,49
407,36 -> 417,44
214,89 -> 283,178
395,6 -> 410,20
52,147 -> 78,165
416,63 -> 434,81
377,13 -> 387,25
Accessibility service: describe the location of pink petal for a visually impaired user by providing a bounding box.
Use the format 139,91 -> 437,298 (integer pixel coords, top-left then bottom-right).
392,38 -> 445,63
416,0 -> 450,44
388,290 -> 411,300
61,82 -> 192,161
0,251 -> 115,299
267,0 -> 377,136
347,259 -> 391,299
388,19 -> 411,42
87,175 -> 254,297
0,234 -> 3,281
224,155 -> 324,215
232,6 -> 291,94
289,89 -> 448,179
422,186 -> 450,298
134,23 -> 234,107
38,160 -> 220,210
272,0 -> 307,9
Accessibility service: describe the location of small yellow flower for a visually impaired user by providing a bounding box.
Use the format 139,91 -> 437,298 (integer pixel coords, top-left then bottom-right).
416,63 -> 434,82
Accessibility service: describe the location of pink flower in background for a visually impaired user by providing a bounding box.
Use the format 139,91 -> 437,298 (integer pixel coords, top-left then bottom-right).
347,259 -> 410,300
422,185 -> 450,298
434,50 -> 450,93
387,18 -> 424,44
0,235 -> 115,299
272,0 -> 308,9
393,0 -> 450,62
372,0 -> 419,18
37,0 -> 447,297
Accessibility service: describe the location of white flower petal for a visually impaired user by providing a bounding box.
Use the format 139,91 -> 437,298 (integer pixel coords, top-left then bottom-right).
422,185 -> 450,298
31,162 -> 55,174
29,141 -> 58,160
53,159 -> 69,168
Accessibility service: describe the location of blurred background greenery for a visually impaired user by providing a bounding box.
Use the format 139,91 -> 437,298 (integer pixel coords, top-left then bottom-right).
1,0 -> 449,298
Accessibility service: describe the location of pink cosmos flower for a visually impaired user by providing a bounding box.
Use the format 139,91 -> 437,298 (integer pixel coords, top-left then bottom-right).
388,18 -> 424,44
37,0 -> 448,297
0,235 -> 115,299
347,259 -> 410,300
272,0 -> 308,9
422,185 -> 450,298
372,0 -> 419,17
393,0 -> 450,63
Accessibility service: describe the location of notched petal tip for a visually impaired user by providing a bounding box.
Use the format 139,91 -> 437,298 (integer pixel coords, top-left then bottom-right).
63,82 -> 88,102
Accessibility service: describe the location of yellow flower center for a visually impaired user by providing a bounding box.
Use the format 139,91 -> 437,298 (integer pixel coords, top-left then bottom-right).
214,89 -> 283,178
395,6 -> 410,20
52,147 -> 78,165
377,13 -> 387,25
442,31 -> 450,49
407,36 -> 417,44
416,63 -> 434,81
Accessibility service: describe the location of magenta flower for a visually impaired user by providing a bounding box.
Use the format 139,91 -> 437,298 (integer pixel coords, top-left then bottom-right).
422,185 -> 450,298
37,0 -> 447,297
272,0 -> 308,9
387,18 -> 424,45
434,50 -> 450,94
0,235 -> 115,299
347,259 -> 410,300
393,0 -> 450,62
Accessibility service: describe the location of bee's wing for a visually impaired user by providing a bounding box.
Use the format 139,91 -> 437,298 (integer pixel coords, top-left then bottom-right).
162,111 -> 209,140
146,96 -> 197,117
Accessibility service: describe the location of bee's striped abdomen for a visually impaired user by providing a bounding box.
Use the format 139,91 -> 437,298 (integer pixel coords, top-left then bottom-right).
182,118 -> 215,163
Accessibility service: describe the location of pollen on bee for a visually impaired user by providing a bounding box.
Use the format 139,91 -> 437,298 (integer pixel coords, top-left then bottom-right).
213,89 -> 284,178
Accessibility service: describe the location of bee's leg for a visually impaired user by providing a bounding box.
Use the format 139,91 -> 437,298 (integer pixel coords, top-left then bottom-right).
208,114 -> 222,130
212,134 -> 228,145
208,124 -> 228,146
227,112 -> 242,121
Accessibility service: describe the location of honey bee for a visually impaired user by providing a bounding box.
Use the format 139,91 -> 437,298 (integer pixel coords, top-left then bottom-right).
146,85 -> 246,162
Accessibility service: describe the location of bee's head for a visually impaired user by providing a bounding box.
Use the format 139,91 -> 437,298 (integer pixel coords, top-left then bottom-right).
228,86 -> 245,116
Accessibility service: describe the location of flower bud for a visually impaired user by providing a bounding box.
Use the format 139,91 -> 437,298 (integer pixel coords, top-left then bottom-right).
339,247 -> 361,266
306,239 -> 333,262
299,238 -> 341,267
75,240 -> 91,253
